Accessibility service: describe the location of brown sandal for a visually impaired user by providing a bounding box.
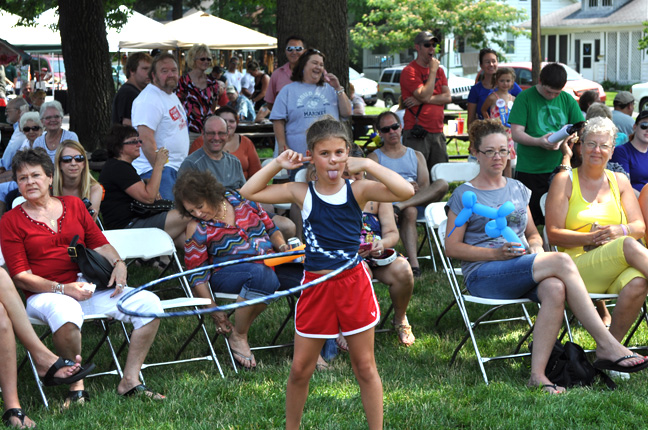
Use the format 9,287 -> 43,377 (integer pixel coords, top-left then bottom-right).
393,321 -> 415,347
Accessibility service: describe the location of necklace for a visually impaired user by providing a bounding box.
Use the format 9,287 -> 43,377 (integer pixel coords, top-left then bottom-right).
215,200 -> 227,221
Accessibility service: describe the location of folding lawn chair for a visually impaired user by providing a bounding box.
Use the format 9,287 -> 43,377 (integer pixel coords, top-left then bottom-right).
437,219 -> 536,385
102,228 -> 225,377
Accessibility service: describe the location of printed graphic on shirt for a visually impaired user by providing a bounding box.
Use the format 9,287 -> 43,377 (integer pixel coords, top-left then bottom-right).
297,91 -> 331,119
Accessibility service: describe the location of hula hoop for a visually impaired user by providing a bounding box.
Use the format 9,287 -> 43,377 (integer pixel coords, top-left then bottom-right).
117,250 -> 358,319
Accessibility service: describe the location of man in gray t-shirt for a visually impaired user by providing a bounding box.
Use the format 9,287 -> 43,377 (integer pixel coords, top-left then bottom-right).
178,116 -> 246,189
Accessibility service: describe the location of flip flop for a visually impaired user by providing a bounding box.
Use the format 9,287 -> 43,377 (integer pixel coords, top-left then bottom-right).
231,348 -> 256,370
119,384 -> 166,400
540,384 -> 563,394
2,408 -> 35,429
62,390 -> 90,410
593,355 -> 648,373
40,357 -> 96,387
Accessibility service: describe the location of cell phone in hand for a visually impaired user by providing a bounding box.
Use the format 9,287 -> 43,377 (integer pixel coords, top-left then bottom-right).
359,242 -> 372,252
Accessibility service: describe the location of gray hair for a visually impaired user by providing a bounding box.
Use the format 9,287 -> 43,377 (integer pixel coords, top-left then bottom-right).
7,97 -> 29,113
39,100 -> 64,119
581,116 -> 617,144
585,102 -> 612,120
19,112 -> 43,131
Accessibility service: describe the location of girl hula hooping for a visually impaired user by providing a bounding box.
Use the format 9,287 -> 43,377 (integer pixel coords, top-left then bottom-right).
240,115 -> 414,430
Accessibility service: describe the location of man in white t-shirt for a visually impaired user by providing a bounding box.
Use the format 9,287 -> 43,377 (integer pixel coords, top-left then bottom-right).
223,57 -> 243,93
131,53 -> 189,200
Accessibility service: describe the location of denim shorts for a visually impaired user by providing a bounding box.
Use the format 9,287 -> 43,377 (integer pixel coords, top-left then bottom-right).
465,254 -> 539,303
210,262 -> 280,302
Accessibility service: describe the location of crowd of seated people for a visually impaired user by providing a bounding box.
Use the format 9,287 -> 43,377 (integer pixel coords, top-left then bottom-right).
5,44 -> 648,429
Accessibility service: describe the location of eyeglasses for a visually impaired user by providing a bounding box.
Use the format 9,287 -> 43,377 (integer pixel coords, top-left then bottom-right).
197,57 -> 211,62
22,126 -> 41,132
43,115 -> 61,121
478,149 -> 510,158
60,155 -> 85,163
123,139 -> 143,145
305,48 -> 323,56
584,141 -> 612,151
379,123 -> 400,133
286,46 -> 304,52
639,122 -> 648,130
422,42 -> 437,48
204,131 -> 229,139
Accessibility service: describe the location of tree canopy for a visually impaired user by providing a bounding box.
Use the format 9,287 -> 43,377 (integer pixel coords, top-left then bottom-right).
351,0 -> 528,54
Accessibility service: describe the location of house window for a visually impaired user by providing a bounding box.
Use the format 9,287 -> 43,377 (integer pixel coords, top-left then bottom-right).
506,33 -> 515,54
602,0 -> 612,5
589,0 -> 598,6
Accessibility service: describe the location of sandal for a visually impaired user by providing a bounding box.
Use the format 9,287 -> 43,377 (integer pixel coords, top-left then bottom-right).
2,409 -> 35,429
231,348 -> 256,370
393,320 -> 416,347
40,357 -> 96,387
62,390 -> 90,410
120,384 -> 166,400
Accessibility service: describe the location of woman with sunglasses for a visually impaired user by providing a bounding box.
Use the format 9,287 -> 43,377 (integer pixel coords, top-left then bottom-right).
99,125 -> 190,246
33,100 -> 78,162
611,111 -> 648,195
270,48 -> 351,161
176,44 -> 220,144
546,116 -> 648,348
18,112 -> 43,151
447,119 -> 648,393
52,140 -> 102,221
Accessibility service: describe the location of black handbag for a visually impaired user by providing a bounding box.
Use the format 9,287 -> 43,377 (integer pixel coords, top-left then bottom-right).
67,235 -> 113,290
130,199 -> 174,218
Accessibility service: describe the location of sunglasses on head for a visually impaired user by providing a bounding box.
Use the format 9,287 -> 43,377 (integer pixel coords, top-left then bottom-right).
23,126 -> 41,132
379,123 -> 401,133
639,122 -> 648,130
60,155 -> 85,163
286,46 -> 304,52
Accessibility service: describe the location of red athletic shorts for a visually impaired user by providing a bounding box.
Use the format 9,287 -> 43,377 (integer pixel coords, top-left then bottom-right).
295,262 -> 380,338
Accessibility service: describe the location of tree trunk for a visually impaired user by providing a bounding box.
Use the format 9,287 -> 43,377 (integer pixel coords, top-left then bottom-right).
58,0 -> 115,152
276,0 -> 348,91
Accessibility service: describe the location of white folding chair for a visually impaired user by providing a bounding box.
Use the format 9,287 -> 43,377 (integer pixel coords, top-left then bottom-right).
431,162 -> 480,184
103,228 -> 226,377
437,219 -> 536,384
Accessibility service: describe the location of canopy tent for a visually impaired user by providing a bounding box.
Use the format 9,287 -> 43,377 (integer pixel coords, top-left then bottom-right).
118,11 -> 277,51
0,38 -> 29,65
1,7 -> 165,53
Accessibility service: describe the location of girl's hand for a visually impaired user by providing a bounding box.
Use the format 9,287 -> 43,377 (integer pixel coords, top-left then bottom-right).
500,242 -> 526,260
345,156 -> 367,175
275,150 -> 311,170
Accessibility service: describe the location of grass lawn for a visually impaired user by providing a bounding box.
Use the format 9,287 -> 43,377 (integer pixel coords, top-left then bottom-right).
14,250 -> 648,429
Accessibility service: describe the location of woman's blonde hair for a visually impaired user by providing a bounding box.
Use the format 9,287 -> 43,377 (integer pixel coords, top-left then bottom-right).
581,116 -> 617,144
186,43 -> 212,70
52,140 -> 98,200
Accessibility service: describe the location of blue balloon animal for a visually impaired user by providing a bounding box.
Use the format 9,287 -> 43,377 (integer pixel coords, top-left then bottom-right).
450,190 -> 523,249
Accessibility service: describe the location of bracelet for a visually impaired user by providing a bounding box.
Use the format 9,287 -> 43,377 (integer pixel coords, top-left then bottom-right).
336,88 -> 345,95
621,224 -> 628,236
278,243 -> 289,251
52,283 -> 64,295
113,258 -> 125,267
558,164 -> 572,171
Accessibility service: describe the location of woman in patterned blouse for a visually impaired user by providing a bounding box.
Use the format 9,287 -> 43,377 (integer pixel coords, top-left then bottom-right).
176,44 -> 221,144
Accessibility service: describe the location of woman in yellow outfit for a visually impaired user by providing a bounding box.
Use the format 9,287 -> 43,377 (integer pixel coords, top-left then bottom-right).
546,116 -> 648,344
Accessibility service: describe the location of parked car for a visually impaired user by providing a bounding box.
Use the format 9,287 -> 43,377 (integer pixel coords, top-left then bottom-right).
631,81 -> 648,112
30,54 -> 67,93
349,67 -> 377,106
377,64 -> 472,109
480,62 -> 606,102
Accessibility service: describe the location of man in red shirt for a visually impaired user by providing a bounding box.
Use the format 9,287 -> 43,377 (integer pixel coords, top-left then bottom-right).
400,31 -> 451,172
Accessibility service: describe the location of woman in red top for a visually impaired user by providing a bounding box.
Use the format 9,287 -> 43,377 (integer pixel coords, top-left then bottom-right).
0,148 -> 165,405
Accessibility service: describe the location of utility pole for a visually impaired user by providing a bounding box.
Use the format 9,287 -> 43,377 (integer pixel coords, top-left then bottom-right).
531,0 -> 541,85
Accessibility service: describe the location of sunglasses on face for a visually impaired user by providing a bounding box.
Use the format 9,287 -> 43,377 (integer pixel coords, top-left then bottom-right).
379,123 -> 401,133
197,57 -> 211,62
23,126 -> 41,132
123,138 -> 143,145
422,42 -> 437,48
639,122 -> 648,130
60,155 -> 85,163
286,46 -> 304,52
